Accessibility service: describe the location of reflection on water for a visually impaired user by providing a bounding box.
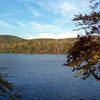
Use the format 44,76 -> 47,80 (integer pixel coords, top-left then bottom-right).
0,73 -> 22,100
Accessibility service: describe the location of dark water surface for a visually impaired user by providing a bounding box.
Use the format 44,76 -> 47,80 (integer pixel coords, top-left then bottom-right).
0,54 -> 100,100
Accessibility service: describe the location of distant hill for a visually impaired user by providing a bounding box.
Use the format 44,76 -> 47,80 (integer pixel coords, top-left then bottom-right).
0,35 -> 27,43
0,35 -> 77,54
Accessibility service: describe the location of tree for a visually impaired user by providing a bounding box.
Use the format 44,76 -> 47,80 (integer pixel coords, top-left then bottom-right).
64,0 -> 100,81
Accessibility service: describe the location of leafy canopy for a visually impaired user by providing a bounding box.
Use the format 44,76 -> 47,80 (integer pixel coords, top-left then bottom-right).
65,0 -> 100,81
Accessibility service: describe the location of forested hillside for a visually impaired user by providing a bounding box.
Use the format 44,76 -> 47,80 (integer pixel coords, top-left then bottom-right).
0,35 -> 76,54
0,35 -> 27,43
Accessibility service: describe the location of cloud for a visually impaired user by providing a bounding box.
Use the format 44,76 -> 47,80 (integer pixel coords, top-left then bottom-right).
37,0 -> 77,16
19,0 -> 90,18
14,20 -> 77,39
0,20 -> 15,28
55,2 -> 77,16
20,0 -> 78,16
0,19 -> 76,39
36,33 -> 77,39
23,32 -> 77,39
28,21 -> 64,33
19,0 -> 90,17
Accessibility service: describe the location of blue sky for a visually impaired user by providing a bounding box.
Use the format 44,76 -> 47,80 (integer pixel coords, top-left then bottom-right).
0,0 -> 90,39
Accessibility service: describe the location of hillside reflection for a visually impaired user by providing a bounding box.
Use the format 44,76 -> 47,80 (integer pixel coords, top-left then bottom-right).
0,73 -> 22,100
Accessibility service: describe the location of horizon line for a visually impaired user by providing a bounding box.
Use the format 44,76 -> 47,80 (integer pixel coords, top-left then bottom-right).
0,34 -> 77,40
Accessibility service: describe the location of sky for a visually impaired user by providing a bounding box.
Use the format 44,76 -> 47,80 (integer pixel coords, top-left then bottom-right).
0,0 -> 90,39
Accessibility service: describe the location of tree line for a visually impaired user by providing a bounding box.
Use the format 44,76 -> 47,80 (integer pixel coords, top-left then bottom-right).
0,38 -> 76,54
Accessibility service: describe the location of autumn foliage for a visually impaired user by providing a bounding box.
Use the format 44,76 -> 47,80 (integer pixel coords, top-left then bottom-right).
65,0 -> 100,81
0,35 -> 76,54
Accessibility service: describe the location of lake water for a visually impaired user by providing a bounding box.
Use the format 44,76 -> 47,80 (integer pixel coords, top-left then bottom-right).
0,54 -> 100,100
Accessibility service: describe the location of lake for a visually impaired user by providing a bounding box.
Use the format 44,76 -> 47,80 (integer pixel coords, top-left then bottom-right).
0,54 -> 100,100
